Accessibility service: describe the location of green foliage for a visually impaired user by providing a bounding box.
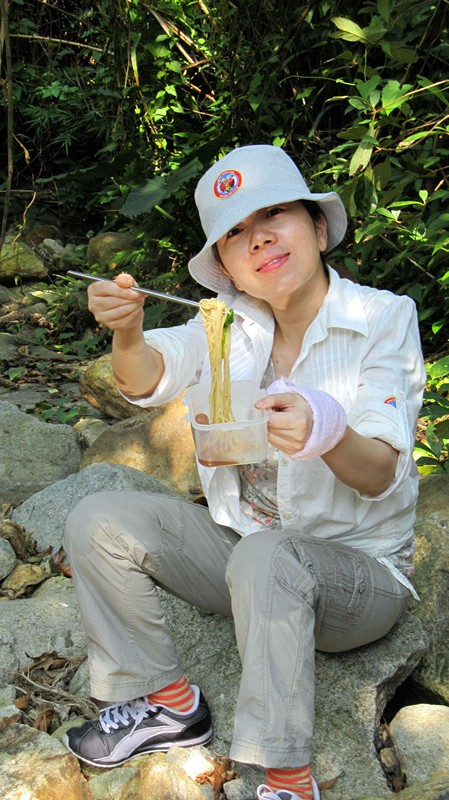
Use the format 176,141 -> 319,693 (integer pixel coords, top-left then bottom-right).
44,276 -> 111,356
6,366 -> 25,382
1,0 -> 449,466
414,356 -> 449,473
27,396 -> 90,424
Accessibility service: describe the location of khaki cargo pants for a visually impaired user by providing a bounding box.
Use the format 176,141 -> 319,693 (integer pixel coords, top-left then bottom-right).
64,491 -> 409,768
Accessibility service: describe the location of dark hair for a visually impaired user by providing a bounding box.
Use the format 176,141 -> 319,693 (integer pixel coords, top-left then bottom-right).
300,200 -> 326,268
301,199 -> 323,223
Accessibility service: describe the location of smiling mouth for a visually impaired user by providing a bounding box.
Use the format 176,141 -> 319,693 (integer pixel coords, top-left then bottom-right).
256,254 -> 289,273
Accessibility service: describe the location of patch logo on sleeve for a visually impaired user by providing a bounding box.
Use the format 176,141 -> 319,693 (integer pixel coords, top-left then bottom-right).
384,396 -> 397,407
214,169 -> 242,198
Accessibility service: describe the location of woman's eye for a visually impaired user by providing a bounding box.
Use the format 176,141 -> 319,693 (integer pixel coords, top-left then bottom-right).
227,227 -> 241,238
267,207 -> 283,217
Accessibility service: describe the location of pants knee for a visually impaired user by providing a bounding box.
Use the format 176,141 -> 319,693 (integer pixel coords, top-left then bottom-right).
226,530 -> 318,607
226,530 -> 282,587
63,490 -> 134,556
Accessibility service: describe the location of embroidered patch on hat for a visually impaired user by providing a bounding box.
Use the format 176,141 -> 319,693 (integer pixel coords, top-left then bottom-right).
214,169 -> 242,198
384,396 -> 397,407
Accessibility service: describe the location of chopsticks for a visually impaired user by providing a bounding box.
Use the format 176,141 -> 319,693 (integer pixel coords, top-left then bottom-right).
67,270 -> 200,309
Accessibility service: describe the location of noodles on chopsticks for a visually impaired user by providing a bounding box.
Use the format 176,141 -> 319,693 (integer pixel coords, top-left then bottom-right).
199,298 -> 234,423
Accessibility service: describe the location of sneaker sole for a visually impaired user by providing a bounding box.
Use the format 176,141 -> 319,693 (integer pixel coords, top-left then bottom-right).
62,727 -> 213,769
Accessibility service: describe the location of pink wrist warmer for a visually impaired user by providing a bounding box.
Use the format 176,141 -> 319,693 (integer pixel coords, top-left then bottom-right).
266,376 -> 347,460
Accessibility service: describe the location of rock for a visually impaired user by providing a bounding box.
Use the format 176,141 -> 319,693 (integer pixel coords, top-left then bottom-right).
389,704 -> 449,786
78,352 -> 201,499
114,751 -> 207,800
0,685 -> 21,731
85,759 -> 151,799
311,613 -> 428,799
357,772 -> 449,799
24,223 -> 60,247
11,462 -> 175,554
0,686 -> 17,705
41,238 -> 65,257
0,239 -> 48,284
79,353 -> 146,419
4,382 -> 88,416
412,474 -> 449,703
73,417 -> 111,448
86,231 -> 136,268
165,745 -> 215,783
0,401 -> 82,504
0,723 -> 94,799
0,332 -> 19,362
0,538 -> 16,581
80,398 -> 202,501
0,285 -> 14,303
2,559 -> 54,596
0,576 -> 86,685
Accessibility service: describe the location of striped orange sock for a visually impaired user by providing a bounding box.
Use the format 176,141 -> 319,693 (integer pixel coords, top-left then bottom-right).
266,766 -> 313,800
147,677 -> 195,713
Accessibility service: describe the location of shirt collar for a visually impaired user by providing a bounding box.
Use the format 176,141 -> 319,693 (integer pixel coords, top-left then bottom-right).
321,266 -> 369,336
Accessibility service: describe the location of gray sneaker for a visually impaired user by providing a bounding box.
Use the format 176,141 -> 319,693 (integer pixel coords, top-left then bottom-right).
257,778 -> 320,800
63,684 -> 212,768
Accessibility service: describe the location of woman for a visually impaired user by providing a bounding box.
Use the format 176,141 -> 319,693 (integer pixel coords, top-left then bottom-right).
63,145 -> 425,800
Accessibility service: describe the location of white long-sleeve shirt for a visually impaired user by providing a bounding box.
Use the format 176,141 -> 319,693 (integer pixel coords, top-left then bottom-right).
128,267 -> 426,569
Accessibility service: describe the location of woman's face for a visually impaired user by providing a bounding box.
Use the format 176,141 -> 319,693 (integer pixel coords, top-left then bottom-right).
215,201 -> 328,307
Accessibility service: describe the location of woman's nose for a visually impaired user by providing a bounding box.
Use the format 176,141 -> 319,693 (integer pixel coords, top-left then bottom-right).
250,224 -> 275,252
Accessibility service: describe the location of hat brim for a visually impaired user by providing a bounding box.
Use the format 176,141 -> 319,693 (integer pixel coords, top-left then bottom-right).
188,191 -> 347,294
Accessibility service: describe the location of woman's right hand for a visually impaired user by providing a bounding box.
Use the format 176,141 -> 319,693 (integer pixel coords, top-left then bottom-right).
87,272 -> 145,331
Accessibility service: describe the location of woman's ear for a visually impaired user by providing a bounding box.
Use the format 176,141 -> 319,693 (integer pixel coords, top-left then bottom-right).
315,214 -> 328,253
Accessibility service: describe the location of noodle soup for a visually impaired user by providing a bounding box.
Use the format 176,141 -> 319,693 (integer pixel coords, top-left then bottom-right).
185,380 -> 269,467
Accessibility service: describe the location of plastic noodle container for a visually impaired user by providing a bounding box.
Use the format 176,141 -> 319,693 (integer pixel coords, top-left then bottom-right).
185,380 -> 269,467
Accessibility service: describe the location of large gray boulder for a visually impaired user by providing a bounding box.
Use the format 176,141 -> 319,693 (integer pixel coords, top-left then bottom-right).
12,462 -> 174,553
0,401 -> 82,503
0,576 -> 86,685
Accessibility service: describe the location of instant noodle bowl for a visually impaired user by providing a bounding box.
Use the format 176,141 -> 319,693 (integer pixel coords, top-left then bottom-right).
185,380 -> 269,467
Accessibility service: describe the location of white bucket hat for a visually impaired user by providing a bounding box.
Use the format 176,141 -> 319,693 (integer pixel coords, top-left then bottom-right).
188,144 -> 347,294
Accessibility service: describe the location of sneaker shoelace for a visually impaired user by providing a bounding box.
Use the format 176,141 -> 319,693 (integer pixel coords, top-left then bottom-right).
99,697 -> 156,734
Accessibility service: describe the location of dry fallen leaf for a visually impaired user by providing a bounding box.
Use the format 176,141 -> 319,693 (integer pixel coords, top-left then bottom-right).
375,722 -> 406,792
0,519 -> 38,560
0,710 -> 22,731
31,706 -> 54,732
196,756 -> 238,799
14,694 -> 30,710
26,652 -> 70,673
317,772 -> 344,790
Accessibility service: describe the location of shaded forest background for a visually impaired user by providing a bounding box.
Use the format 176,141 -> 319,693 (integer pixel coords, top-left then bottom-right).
0,0 -> 448,470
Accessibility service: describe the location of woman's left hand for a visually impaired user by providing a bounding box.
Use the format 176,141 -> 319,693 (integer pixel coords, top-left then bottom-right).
255,392 -> 314,455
